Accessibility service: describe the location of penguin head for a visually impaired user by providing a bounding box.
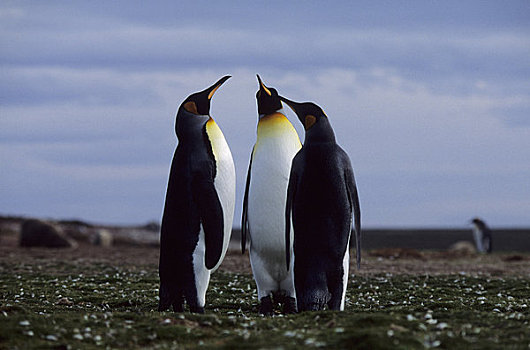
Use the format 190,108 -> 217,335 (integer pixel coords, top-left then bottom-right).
175,76 -> 230,137
279,96 -> 328,131
471,217 -> 485,227
255,74 -> 282,115
471,217 -> 490,233
180,75 -> 231,116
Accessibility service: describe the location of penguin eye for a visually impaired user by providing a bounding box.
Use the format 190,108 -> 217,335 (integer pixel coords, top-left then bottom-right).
183,101 -> 199,115
305,115 -> 317,129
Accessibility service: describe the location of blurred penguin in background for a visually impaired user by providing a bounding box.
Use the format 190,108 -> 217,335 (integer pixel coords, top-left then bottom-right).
470,217 -> 492,253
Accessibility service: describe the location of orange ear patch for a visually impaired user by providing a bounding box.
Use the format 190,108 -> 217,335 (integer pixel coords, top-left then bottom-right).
305,115 -> 316,129
183,101 -> 198,114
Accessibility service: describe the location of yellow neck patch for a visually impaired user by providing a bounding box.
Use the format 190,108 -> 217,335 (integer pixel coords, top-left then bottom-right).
305,115 -> 316,130
256,113 -> 301,144
205,118 -> 225,161
183,101 -> 198,114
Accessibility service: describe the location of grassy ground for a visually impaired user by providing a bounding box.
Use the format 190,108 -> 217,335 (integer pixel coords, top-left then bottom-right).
1,250 -> 529,350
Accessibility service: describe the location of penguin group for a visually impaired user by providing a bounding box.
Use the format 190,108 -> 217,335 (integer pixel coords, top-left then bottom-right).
158,75 -> 361,315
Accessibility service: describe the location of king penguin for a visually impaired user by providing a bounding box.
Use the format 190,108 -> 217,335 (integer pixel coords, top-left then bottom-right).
470,217 -> 492,253
241,75 -> 301,315
280,96 -> 361,312
159,76 -> 235,313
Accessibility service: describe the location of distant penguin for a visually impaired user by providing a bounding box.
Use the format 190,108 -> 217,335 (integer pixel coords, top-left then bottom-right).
280,96 -> 361,311
241,75 -> 301,315
470,217 -> 492,253
159,76 -> 235,313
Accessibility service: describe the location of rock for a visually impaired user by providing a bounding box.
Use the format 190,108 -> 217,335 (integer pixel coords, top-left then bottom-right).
448,241 -> 476,255
62,225 -> 91,243
19,219 -> 78,248
141,221 -> 161,232
89,229 -> 113,247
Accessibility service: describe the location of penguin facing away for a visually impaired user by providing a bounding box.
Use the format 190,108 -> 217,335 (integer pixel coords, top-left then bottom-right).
159,76 -> 235,313
470,217 -> 493,253
280,96 -> 361,312
241,75 -> 301,315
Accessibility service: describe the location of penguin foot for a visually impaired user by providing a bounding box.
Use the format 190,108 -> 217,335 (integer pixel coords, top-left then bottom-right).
272,291 -> 285,304
298,300 -> 326,312
158,285 -> 173,312
283,297 -> 297,314
189,305 -> 205,314
172,303 -> 184,313
259,296 -> 274,316
310,302 -> 326,311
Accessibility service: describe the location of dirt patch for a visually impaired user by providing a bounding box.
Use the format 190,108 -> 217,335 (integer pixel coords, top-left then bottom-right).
1,233 -> 529,277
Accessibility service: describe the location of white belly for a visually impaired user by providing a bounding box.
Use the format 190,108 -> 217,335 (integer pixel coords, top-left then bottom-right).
472,226 -> 485,253
341,240 -> 350,311
192,228 -> 209,307
247,114 -> 301,284
205,118 -> 236,271
248,141 -> 296,254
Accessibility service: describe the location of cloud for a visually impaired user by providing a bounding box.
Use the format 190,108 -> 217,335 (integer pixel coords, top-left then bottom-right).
0,67 -> 162,106
1,1 -> 529,226
263,68 -> 530,226
2,66 -> 528,226
2,2 -> 529,89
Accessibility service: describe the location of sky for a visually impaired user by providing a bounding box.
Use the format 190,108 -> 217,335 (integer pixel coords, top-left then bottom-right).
1,1 -> 529,228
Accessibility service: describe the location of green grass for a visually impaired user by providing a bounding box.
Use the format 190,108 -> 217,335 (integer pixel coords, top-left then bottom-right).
1,261 -> 529,349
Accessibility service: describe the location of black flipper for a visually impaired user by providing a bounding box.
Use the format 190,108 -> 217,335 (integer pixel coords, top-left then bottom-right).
241,148 -> 254,254
191,161 -> 224,270
285,160 -> 298,270
344,159 -> 361,269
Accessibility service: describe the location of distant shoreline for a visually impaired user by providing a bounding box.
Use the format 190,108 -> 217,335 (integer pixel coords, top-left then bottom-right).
231,228 -> 530,252
2,215 -> 529,252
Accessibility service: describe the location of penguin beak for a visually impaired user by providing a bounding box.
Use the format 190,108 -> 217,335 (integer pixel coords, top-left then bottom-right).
256,74 -> 272,96
279,96 -> 305,123
204,75 -> 231,100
